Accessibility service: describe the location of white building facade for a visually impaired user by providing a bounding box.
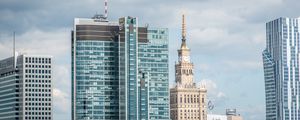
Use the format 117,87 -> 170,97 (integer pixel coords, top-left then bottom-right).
0,54 -> 53,120
207,114 -> 227,120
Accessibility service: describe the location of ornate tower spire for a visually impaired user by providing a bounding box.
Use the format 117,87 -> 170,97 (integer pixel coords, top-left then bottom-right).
181,14 -> 188,49
176,13 -> 193,85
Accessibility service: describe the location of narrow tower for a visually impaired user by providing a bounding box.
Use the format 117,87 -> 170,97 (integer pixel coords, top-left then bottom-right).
176,14 -> 193,86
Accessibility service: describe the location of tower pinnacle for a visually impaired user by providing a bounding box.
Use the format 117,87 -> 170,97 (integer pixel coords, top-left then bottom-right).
182,14 -> 186,39
180,14 -> 188,49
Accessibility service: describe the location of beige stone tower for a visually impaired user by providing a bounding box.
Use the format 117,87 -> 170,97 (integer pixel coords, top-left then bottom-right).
170,14 -> 207,120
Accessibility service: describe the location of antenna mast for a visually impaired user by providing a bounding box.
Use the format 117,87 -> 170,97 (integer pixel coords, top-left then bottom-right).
13,32 -> 16,69
104,0 -> 108,19
13,32 -> 15,58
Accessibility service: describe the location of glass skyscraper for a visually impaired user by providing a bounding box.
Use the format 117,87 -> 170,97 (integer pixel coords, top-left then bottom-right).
72,15 -> 169,120
263,17 -> 300,120
139,28 -> 169,119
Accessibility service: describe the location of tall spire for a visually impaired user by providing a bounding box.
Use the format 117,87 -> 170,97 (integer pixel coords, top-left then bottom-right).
182,14 -> 186,40
180,14 -> 188,49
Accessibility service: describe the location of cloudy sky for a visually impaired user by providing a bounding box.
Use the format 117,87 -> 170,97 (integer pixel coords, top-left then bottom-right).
0,0 -> 299,120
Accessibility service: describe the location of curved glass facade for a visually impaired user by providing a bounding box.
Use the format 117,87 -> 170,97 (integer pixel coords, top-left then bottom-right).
263,17 -> 300,120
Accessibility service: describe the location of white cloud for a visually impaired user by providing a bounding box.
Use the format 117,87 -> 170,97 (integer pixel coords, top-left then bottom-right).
222,60 -> 262,70
52,64 -> 71,120
199,79 -> 228,114
16,29 -> 70,57
200,79 -> 227,100
53,88 -> 70,113
0,28 -> 70,58
217,92 -> 226,98
189,28 -> 241,49
53,64 -> 71,89
252,33 -> 265,44
240,105 -> 265,120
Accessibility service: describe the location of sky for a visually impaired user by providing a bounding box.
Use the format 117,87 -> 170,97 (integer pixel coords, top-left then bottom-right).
0,0 -> 299,120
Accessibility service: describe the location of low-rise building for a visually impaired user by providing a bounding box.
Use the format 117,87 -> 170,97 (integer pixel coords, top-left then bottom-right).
207,109 -> 243,120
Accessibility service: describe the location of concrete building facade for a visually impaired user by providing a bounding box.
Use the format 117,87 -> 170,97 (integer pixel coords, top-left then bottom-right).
226,109 -> 242,120
0,53 -> 53,120
207,114 -> 227,120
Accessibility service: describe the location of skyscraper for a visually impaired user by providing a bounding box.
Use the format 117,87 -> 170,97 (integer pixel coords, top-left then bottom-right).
71,15 -> 169,120
263,17 -> 300,120
170,14 -> 207,120
71,15 -> 119,120
0,54 -> 53,120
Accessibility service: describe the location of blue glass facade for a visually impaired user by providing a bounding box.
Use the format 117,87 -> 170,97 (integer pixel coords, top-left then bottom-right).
75,41 -> 119,119
263,17 -> 300,120
72,16 -> 169,120
119,17 -> 139,120
72,20 -> 119,120
139,28 -> 169,120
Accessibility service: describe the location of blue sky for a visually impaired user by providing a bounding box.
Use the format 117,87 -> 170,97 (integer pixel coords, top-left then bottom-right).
0,0 -> 299,120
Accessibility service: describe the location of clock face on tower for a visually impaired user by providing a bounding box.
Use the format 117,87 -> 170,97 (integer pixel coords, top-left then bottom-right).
180,56 -> 190,62
183,56 -> 190,62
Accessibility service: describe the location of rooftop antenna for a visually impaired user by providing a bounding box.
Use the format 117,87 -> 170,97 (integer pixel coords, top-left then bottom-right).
13,32 -> 15,57
13,32 -> 16,69
104,0 -> 108,19
92,0 -> 108,21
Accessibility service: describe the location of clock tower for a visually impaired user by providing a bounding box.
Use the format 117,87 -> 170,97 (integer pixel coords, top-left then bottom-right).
170,14 -> 207,120
175,14 -> 194,86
